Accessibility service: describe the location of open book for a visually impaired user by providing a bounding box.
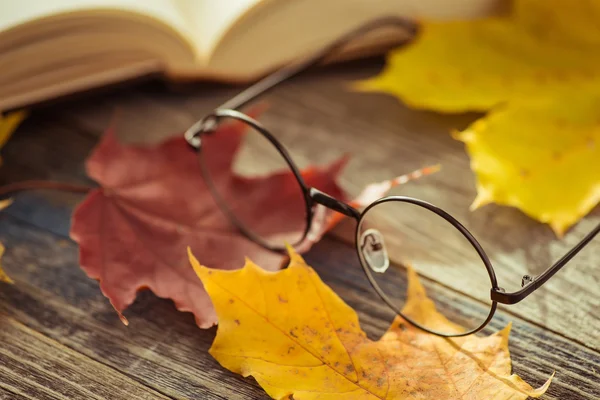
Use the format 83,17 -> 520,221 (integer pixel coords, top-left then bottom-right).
0,0 -> 500,112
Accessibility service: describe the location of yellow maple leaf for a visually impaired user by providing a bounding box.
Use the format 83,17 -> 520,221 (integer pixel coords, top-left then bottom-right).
190,248 -> 552,399
455,97 -> 600,235
357,0 -> 600,234
0,199 -> 14,284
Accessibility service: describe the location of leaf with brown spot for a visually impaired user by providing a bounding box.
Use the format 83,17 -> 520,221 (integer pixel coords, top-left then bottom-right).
191,247 -> 552,399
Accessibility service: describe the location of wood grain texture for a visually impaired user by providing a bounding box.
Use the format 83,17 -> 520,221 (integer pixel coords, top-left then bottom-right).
0,315 -> 168,400
0,216 -> 269,400
0,387 -> 31,400
0,59 -> 599,399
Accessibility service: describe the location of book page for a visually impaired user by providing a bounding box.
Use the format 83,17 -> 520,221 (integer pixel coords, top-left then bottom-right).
205,0 -> 501,78
173,0 -> 260,59
0,0 -> 191,37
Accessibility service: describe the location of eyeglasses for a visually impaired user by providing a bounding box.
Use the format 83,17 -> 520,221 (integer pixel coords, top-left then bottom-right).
184,17 -> 600,337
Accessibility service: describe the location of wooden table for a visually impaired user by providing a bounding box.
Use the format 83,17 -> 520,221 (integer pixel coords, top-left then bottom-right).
1,59 -> 599,399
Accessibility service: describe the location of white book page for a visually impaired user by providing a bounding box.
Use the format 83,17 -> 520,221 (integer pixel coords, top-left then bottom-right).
173,0 -> 260,58
0,0 -> 191,37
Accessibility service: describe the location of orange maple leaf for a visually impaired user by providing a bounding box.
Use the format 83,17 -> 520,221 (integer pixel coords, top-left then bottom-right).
190,247 -> 552,399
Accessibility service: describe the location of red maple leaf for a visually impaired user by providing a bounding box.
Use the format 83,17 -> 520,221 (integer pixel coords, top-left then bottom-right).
70,112 -> 355,327
70,111 -> 436,327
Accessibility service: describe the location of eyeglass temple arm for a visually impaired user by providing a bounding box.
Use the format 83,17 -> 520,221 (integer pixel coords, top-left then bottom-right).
185,17 -> 416,142
215,16 -> 418,112
492,222 -> 600,305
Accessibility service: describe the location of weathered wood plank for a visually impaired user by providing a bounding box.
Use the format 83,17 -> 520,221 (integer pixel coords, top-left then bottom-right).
0,387 -> 31,400
0,214 -> 598,399
0,216 -> 268,400
19,61 -> 597,350
0,314 -> 169,400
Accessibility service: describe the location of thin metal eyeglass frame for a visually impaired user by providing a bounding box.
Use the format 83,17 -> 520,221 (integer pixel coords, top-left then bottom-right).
184,17 -> 600,337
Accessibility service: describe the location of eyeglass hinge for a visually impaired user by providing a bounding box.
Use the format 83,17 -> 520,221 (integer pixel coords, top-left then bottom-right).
521,274 -> 535,287
184,115 -> 219,149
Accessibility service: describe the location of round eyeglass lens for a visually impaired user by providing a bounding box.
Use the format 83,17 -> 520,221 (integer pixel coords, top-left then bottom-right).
356,198 -> 495,335
199,115 -> 309,249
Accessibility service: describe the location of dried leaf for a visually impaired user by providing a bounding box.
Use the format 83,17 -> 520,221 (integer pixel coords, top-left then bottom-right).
358,0 -> 600,233
70,110 -> 416,327
191,247 -> 552,399
0,199 -> 14,284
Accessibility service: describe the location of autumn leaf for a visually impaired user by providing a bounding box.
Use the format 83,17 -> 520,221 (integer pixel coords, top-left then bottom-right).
0,111 -> 27,167
70,110 -> 423,327
191,247 -> 552,399
358,0 -> 600,233
0,199 -> 14,284
455,97 -> 600,235
358,0 -> 600,111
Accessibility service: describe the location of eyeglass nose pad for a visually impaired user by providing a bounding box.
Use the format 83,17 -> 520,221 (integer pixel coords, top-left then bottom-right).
359,228 -> 390,273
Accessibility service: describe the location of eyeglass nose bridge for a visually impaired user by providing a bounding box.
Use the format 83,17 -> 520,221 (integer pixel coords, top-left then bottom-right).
308,187 -> 361,220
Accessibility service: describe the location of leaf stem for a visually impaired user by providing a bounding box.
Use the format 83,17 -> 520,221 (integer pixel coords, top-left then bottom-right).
0,180 -> 93,197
